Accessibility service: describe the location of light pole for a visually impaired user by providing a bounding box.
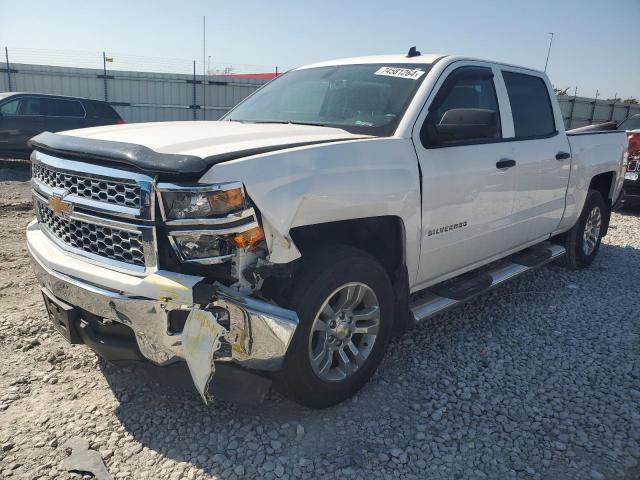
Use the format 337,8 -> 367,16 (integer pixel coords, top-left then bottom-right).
544,32 -> 554,73
202,16 -> 206,120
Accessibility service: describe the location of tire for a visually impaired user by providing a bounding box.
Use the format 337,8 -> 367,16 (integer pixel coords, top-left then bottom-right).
274,245 -> 395,408
557,189 -> 608,270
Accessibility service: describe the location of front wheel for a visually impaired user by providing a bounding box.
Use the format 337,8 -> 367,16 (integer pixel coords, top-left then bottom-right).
557,189 -> 608,270
274,245 -> 394,408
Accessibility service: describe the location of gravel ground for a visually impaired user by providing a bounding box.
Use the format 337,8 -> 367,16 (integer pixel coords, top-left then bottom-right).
0,160 -> 639,480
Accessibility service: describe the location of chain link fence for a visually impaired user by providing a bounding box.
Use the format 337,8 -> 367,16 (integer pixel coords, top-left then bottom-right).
2,47 -> 639,126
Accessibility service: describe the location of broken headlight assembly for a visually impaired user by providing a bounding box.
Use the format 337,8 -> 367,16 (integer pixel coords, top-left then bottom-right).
158,183 -> 265,265
169,231 -> 235,263
168,227 -> 266,264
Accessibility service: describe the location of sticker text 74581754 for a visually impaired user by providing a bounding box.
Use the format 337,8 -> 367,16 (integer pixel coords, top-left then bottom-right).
374,67 -> 426,80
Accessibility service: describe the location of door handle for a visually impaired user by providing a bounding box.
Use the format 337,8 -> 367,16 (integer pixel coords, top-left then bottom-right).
555,151 -> 571,160
496,158 -> 516,169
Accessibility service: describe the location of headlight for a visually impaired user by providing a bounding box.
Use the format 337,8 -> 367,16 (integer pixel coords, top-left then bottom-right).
169,227 -> 266,263
170,232 -> 234,262
158,183 -> 245,220
159,182 -> 267,265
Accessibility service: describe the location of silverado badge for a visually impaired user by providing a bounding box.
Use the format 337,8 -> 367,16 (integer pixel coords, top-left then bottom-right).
48,195 -> 72,216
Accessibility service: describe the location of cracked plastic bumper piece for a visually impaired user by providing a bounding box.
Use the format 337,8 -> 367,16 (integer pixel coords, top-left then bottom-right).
27,221 -> 298,401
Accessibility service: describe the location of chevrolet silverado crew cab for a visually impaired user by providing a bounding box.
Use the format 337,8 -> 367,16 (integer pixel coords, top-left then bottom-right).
26,50 -> 628,408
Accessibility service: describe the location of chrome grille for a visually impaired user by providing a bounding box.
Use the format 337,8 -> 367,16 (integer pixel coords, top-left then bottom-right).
35,201 -> 146,267
32,162 -> 141,209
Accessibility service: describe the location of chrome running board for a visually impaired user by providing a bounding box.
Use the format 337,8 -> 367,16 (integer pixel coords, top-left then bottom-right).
409,242 -> 566,323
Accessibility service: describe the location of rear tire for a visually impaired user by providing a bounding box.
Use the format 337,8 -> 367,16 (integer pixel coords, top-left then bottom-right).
274,245 -> 394,408
557,189 -> 607,270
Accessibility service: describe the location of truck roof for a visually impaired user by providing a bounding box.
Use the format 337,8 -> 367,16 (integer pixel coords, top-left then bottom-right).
296,53 -> 547,76
296,53 -> 447,70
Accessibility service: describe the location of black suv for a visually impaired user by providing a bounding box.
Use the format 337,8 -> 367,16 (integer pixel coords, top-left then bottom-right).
0,93 -> 124,159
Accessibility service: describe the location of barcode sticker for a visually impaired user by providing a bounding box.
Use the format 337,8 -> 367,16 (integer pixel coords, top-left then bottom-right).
374,67 -> 425,80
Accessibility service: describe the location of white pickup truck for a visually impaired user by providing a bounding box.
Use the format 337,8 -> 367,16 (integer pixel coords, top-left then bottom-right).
26,51 -> 628,407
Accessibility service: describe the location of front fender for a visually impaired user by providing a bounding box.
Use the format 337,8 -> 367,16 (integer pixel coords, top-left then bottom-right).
199,137 -> 422,283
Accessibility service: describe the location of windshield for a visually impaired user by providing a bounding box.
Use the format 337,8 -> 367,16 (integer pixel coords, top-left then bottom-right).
222,63 -> 431,136
619,115 -> 640,131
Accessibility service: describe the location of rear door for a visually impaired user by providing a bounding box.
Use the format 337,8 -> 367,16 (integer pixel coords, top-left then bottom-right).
42,97 -> 87,132
500,69 -> 571,244
412,62 -> 518,287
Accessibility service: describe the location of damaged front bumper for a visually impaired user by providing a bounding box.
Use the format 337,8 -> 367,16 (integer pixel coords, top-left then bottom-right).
27,221 -> 298,402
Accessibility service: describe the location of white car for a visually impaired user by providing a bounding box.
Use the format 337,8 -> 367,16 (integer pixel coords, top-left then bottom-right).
27,50 -> 628,407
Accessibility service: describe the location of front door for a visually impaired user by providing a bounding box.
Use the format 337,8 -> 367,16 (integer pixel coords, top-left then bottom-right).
412,63 -> 518,288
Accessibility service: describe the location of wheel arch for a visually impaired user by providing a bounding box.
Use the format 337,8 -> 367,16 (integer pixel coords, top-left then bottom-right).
588,171 -> 615,236
287,216 -> 411,335
290,216 -> 406,276
589,171 -> 616,204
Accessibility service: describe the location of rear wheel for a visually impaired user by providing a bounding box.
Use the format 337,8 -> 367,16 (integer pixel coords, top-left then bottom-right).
557,189 -> 608,270
274,245 -> 394,408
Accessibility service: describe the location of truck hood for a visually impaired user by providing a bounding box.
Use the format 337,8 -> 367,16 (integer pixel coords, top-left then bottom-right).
29,121 -> 368,178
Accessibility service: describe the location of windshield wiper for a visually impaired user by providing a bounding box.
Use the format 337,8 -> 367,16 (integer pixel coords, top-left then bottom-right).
241,120 -> 329,127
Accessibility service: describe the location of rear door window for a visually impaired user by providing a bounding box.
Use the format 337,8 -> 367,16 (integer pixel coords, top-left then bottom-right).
502,71 -> 556,138
18,97 -> 43,116
87,101 -> 120,119
44,98 -> 85,118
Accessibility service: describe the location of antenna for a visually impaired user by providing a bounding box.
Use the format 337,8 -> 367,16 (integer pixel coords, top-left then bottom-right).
407,46 -> 421,58
544,32 -> 554,72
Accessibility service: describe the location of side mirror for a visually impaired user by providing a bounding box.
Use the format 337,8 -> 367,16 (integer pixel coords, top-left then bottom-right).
433,108 -> 499,142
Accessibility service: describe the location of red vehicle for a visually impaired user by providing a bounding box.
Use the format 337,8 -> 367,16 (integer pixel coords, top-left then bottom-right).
619,114 -> 640,206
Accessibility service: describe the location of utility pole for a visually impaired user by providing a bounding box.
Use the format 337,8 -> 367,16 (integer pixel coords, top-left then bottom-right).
4,47 -> 12,92
588,89 -> 599,125
102,51 -> 108,102
544,32 -> 554,73
192,60 -> 197,121
567,86 -> 578,129
202,16 -> 206,121
609,92 -> 617,121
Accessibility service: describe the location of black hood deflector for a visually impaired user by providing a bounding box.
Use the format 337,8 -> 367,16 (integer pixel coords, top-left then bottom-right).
29,131 -> 351,179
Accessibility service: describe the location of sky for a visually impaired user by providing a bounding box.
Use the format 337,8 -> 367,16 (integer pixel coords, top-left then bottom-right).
1,0 -> 638,99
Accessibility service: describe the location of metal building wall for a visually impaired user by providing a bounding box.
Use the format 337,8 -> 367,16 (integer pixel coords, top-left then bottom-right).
0,62 -> 266,122
557,96 -> 640,129
1,61 -> 639,127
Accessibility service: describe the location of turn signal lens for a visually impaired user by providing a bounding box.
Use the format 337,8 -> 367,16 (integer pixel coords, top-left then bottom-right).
232,226 -> 265,249
207,188 -> 244,214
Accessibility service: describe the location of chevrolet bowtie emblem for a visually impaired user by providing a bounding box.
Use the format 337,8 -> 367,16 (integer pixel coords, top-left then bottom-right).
48,195 -> 72,216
